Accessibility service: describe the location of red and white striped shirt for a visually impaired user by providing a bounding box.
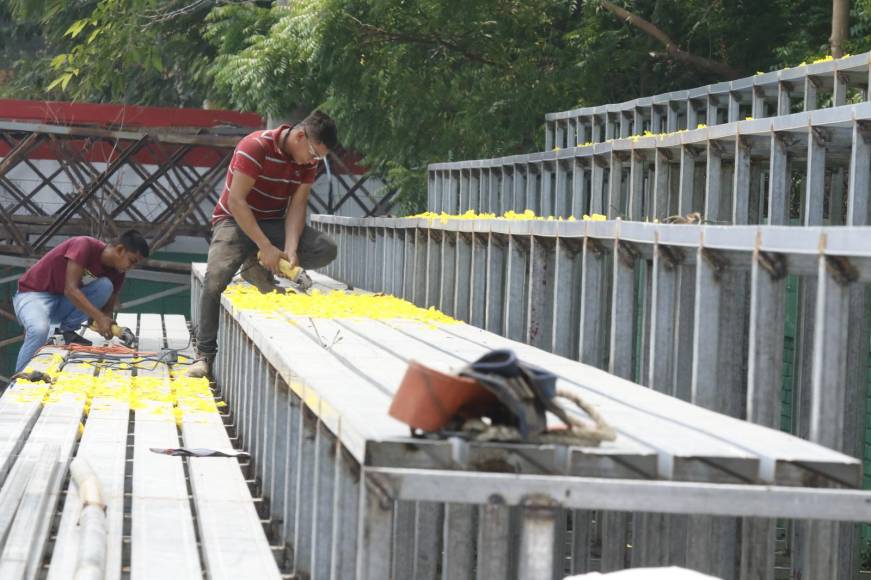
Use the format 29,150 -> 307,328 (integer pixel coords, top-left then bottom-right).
211,124 -> 318,225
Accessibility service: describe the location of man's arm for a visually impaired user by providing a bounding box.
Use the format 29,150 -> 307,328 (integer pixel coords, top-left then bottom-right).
64,260 -> 113,337
226,172 -> 286,274
283,183 -> 311,268
102,292 -> 119,316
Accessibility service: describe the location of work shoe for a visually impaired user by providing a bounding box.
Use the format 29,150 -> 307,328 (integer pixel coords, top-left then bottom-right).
62,330 -> 92,346
240,256 -> 282,294
187,354 -> 213,379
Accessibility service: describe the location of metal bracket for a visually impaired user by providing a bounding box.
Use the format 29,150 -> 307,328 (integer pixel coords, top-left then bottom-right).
585,237 -> 607,257
825,255 -> 859,286
658,244 -> 686,270
365,471 -> 396,509
616,240 -> 641,268
757,251 -> 787,281
708,141 -> 726,157
811,127 -> 830,148
701,248 -> 731,280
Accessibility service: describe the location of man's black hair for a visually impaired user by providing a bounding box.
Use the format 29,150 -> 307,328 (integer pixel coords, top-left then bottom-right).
300,110 -> 338,150
117,229 -> 150,258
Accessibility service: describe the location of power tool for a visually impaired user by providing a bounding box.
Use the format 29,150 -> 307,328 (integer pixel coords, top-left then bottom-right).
88,322 -> 137,347
256,252 -> 313,293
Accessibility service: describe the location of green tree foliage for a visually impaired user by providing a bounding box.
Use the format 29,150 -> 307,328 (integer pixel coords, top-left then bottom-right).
2,0 -> 869,209
1,0 -> 215,106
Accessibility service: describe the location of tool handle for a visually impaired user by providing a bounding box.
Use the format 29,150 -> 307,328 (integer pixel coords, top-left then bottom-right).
256,251 -> 301,281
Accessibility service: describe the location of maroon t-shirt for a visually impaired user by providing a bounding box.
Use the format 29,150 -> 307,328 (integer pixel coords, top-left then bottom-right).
18,237 -> 125,294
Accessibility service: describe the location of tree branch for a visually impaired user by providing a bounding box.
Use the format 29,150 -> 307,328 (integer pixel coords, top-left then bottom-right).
344,14 -> 505,68
600,0 -> 741,79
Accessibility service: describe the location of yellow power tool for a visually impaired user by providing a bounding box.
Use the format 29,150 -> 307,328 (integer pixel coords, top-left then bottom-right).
88,322 -> 137,347
256,252 -> 313,293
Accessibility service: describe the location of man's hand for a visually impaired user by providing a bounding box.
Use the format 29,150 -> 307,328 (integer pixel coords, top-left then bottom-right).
284,250 -> 299,270
93,313 -> 114,339
258,244 -> 288,275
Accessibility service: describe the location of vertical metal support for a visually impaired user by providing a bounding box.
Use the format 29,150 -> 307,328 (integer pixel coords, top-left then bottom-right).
413,502 -> 443,580
427,171 -> 436,212
412,228 -> 427,306
591,157 -> 605,215
459,169 -> 470,211
768,134 -> 790,225
571,510 -> 592,574
311,423 -> 337,580
470,231 -> 488,328
651,106 -> 662,134
591,115 -> 602,143
653,150 -> 670,220
425,230 -> 442,307
552,237 -> 583,358
356,473 -> 393,580
847,121 -> 871,226
517,498 -> 557,580
541,162 -> 554,217
513,165 -> 527,212
392,501 -> 416,578
442,504 -> 475,579
527,235 -> 555,350
648,238 -> 682,394
331,448 -> 360,580
628,150 -> 645,221
805,251 -> 859,579
439,232 -> 457,317
500,166 -> 514,214
733,136 -> 751,224
740,246 -> 786,580
804,76 -> 819,111
485,233 -> 507,334
704,142 -> 723,222
687,99 -> 699,130
555,161 -> 569,217
579,235 -> 607,368
830,168 -> 846,225
600,512 -> 628,572
609,238 -> 638,379
834,71 -> 848,107
678,146 -> 695,216
470,169 -> 480,213
751,86 -> 765,119
477,503 -> 511,579
293,407 -> 318,578
607,152 -> 623,219
526,164 -> 541,215
605,114 -> 615,140
728,92 -> 740,122
777,82 -> 791,115
571,158 -> 588,217
706,95 -> 719,126
554,121 -> 564,149
545,121 -> 554,151
666,103 -> 678,132
805,129 -> 827,226
503,234 -> 529,342
454,230 -> 473,323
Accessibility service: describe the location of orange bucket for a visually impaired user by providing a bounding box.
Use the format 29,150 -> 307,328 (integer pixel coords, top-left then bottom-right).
389,360 -> 497,432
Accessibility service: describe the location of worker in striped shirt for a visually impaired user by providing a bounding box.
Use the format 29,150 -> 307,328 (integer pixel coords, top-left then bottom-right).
190,111 -> 338,378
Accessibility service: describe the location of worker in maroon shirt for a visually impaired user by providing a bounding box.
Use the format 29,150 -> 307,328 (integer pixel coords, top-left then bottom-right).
191,110 -> 338,378
12,230 -> 149,371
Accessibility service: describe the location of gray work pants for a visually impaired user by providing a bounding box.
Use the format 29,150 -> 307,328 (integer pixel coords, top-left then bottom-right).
196,218 -> 337,357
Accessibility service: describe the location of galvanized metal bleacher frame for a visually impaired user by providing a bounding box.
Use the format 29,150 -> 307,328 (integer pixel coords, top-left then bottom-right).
428,54 -> 871,226
0,313 -> 279,579
195,254 -> 871,579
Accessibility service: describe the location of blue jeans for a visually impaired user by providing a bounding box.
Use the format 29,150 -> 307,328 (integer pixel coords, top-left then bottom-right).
13,277 -> 114,371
